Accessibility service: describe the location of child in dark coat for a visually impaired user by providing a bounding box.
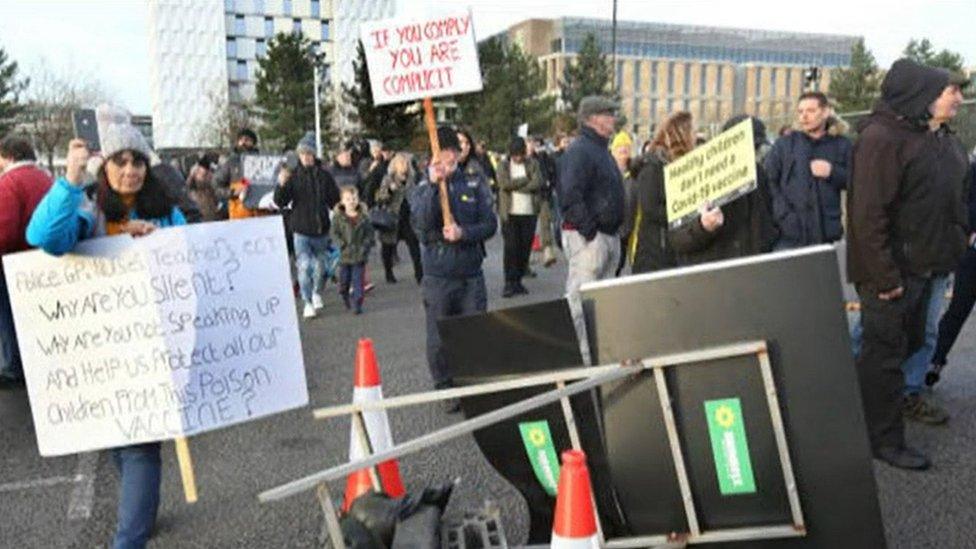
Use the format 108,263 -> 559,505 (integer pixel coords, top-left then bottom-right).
330,186 -> 374,313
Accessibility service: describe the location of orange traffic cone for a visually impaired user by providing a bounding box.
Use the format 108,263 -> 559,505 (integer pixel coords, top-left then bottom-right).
348,338 -> 405,498
551,450 -> 600,548
341,468 -> 374,512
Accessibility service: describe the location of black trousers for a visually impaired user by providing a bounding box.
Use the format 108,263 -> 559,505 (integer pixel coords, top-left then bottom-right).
502,215 -> 537,283
422,274 -> 487,387
380,233 -> 423,282
855,275 -> 931,450
933,247 -> 976,366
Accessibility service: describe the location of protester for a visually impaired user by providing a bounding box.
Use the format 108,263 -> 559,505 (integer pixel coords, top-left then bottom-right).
0,135 -> 53,387
375,152 -> 422,284
185,154 -> 220,222
274,133 -> 340,319
359,140 -> 390,207
764,91 -> 852,249
330,186 -> 374,315
457,129 -> 490,186
631,111 -> 693,274
409,126 -> 497,411
929,152 -> 976,385
497,137 -> 544,297
329,141 -> 362,192
847,58 -> 970,470
27,123 -> 186,547
213,128 -> 258,216
610,130 -> 636,275
557,96 -> 624,363
527,136 -> 558,267
668,115 -> 777,266
551,132 -> 575,249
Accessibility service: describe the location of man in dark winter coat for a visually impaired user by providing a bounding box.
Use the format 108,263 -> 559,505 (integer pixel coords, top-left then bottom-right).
764,91 -> 852,248
847,58 -> 970,471
557,96 -> 625,364
409,126 -> 497,411
668,116 -> 777,265
275,133 -> 340,319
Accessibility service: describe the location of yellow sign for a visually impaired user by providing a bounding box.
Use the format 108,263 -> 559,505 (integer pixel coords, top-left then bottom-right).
664,118 -> 757,227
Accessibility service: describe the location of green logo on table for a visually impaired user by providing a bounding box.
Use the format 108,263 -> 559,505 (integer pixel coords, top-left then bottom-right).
704,398 -> 757,495
518,420 -> 561,496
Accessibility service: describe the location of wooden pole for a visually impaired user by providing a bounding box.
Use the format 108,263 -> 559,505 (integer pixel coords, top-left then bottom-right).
423,97 -> 455,228
174,437 -> 198,503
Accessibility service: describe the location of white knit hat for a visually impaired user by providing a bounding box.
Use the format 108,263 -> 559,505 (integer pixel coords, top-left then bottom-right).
95,104 -> 152,160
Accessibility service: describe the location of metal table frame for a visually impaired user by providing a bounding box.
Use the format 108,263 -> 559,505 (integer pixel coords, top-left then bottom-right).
258,340 -> 805,548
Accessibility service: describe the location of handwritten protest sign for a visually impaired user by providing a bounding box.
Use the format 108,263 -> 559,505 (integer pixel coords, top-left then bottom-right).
3,217 -> 307,456
242,154 -> 284,183
664,118 -> 757,228
360,9 -> 482,106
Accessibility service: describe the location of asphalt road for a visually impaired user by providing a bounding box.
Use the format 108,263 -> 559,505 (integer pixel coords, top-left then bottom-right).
2,233 -> 975,548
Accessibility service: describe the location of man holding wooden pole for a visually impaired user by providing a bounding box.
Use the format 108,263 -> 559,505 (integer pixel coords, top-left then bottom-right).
409,126 -> 497,413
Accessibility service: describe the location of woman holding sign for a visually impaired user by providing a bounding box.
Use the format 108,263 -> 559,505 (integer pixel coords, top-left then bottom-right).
26,123 -> 184,549
631,112 -> 693,274
668,115 -> 777,266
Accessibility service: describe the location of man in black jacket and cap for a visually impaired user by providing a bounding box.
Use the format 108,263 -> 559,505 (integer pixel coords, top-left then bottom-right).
847,58 -> 970,470
409,126 -> 497,412
557,96 -> 625,363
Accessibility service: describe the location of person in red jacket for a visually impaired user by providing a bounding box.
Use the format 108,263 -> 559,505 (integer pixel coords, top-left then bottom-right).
0,135 -> 53,386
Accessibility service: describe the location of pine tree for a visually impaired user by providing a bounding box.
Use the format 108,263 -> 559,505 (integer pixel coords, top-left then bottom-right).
254,32 -> 331,152
829,39 -> 881,112
453,38 -> 555,151
342,40 -> 419,150
903,38 -> 965,72
0,47 -> 28,136
560,32 -> 613,113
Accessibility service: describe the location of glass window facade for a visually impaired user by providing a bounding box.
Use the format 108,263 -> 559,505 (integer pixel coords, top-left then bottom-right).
699,65 -> 707,96
292,18 -> 301,33
667,62 -> 674,94
264,16 -> 273,37
256,38 -> 266,57
683,63 -> 691,95
650,61 -> 658,93
311,0 -> 320,18
283,0 -> 292,16
321,21 -> 329,40
754,67 -> 762,97
237,60 -> 248,80
226,37 -> 236,57
235,15 -> 245,35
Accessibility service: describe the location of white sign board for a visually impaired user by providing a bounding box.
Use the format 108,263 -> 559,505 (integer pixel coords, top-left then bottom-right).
3,217 -> 308,456
359,9 -> 483,106
242,154 -> 285,183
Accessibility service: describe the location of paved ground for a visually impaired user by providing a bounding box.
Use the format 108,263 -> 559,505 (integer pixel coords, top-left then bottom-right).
1,233 -> 975,548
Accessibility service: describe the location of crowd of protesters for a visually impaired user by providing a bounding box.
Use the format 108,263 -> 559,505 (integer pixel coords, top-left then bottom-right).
0,54 -> 973,547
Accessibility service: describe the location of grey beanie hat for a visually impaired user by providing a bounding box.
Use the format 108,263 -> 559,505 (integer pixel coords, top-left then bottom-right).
296,132 -> 317,154
96,104 -> 152,160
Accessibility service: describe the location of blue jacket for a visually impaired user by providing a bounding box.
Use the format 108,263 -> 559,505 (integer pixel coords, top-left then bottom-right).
26,177 -> 186,255
409,167 -> 497,278
557,126 -> 625,240
764,130 -> 852,246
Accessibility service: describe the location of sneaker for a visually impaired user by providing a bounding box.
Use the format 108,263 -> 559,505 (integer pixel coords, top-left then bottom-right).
385,271 -> 397,284
302,302 -> 316,319
312,293 -> 325,310
903,394 -> 949,425
364,283 -> 375,294
873,444 -> 931,471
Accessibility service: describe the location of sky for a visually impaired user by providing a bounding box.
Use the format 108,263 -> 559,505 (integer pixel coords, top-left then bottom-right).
0,0 -> 973,114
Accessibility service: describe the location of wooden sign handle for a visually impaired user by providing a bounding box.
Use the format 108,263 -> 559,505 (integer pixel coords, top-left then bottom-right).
174,437 -> 198,503
423,97 -> 455,228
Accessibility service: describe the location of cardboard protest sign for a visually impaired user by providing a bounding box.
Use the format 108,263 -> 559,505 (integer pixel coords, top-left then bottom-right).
3,217 -> 307,456
360,9 -> 482,106
242,154 -> 284,183
665,118 -> 757,228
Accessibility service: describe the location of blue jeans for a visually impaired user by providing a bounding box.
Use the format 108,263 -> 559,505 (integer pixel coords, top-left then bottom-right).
293,233 -> 331,304
901,274 -> 949,395
112,443 -> 162,549
339,263 -> 366,312
0,267 -> 22,380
